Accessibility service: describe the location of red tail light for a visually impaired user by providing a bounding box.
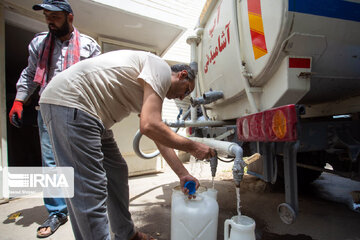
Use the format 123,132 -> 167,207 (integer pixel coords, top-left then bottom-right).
237,104 -> 297,142
186,127 -> 193,136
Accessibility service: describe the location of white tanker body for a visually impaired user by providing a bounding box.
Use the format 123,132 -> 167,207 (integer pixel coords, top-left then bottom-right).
187,0 -> 360,223
195,0 -> 360,118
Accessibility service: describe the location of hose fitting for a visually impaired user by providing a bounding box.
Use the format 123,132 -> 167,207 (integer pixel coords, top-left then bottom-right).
190,90 -> 223,107
209,155 -> 218,178
230,144 -> 245,187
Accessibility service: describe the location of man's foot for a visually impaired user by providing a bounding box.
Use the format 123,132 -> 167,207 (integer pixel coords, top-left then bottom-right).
37,215 -> 68,238
131,231 -> 157,240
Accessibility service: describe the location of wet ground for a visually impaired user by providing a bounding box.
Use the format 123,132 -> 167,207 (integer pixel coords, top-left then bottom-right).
1,160 -> 360,240
129,160 -> 360,240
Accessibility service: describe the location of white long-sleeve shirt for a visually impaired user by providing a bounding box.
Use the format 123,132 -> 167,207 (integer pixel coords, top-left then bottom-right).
15,31 -> 101,102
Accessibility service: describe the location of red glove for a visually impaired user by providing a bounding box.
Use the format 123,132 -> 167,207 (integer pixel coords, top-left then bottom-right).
9,100 -> 23,127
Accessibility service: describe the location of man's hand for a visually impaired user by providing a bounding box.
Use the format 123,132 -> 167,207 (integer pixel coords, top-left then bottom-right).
189,142 -> 216,160
9,100 -> 24,128
180,174 -> 200,199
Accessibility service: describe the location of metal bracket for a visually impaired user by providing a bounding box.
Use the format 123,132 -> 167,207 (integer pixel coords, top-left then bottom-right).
281,141 -> 300,224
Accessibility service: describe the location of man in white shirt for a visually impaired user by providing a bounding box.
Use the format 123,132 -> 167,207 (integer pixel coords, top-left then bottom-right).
40,50 -> 215,240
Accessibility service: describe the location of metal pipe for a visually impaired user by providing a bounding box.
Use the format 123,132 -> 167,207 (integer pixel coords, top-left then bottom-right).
215,129 -> 235,140
203,91 -> 224,100
296,163 -> 352,179
186,35 -> 200,123
240,64 -> 259,113
200,105 -> 209,120
190,90 -> 224,107
230,144 -> 245,187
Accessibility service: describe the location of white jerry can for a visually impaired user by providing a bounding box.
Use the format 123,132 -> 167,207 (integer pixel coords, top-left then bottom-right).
171,186 -> 219,240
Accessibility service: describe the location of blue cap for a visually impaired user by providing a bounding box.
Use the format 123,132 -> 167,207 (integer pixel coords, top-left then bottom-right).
33,0 -> 73,13
184,181 -> 196,195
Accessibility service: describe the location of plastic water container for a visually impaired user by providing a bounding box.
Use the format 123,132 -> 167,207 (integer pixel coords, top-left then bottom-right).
224,215 -> 256,240
171,185 -> 219,240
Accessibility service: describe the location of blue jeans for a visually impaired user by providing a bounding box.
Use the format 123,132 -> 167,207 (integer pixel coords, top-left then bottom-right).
40,104 -> 135,240
37,110 -> 68,218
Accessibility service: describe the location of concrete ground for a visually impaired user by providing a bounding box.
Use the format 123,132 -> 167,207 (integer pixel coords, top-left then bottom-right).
1,159 -> 360,240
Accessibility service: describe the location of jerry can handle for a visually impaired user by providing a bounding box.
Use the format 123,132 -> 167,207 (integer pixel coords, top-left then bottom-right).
224,219 -> 232,240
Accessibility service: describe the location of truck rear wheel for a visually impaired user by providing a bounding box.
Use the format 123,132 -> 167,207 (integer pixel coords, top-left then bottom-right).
278,203 -> 297,224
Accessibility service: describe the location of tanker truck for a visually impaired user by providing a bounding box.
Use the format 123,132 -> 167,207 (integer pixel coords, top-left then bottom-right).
134,0 -> 360,224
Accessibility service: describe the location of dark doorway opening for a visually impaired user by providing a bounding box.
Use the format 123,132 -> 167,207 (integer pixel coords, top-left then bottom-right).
5,23 -> 41,167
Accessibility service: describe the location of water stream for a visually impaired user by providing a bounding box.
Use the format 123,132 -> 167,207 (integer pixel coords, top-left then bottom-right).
236,187 -> 241,216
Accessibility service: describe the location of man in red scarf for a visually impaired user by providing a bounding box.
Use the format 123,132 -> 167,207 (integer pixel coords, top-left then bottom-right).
8,0 -> 101,238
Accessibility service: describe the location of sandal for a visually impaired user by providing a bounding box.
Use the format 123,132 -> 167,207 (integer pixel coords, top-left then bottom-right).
36,214 -> 68,238
131,231 -> 157,240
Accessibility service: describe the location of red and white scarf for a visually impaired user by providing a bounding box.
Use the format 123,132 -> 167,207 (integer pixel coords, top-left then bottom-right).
33,27 -> 80,86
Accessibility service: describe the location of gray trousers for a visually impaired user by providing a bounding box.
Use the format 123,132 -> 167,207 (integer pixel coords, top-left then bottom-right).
40,103 -> 135,240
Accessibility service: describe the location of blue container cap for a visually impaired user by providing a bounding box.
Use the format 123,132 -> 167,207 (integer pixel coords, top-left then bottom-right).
184,181 -> 196,195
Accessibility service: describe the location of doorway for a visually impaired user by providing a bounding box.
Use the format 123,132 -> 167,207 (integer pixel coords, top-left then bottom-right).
5,23 -> 41,167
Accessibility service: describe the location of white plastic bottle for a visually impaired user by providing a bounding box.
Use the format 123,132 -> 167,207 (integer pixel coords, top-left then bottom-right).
171,186 -> 219,240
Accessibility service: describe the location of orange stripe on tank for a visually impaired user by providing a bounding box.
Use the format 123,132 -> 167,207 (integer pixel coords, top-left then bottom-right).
248,13 -> 264,34
247,0 -> 268,60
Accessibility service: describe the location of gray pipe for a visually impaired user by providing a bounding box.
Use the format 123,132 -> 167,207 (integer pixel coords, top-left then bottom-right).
229,144 -> 245,187
164,119 -> 228,128
133,129 -> 160,159
189,137 -> 245,186
133,118 -> 227,159
190,91 -> 224,107
203,91 -> 224,100
186,35 -> 200,123
133,109 -> 191,159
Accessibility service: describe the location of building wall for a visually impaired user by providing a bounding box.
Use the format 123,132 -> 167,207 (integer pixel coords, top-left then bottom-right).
91,0 -> 206,63
0,4 -> 8,200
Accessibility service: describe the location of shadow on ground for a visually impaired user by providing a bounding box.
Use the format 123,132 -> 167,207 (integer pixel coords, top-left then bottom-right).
2,204 -> 47,227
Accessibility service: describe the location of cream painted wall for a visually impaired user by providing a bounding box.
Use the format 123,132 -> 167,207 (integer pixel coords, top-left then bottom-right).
111,113 -> 164,177
110,99 -> 186,176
